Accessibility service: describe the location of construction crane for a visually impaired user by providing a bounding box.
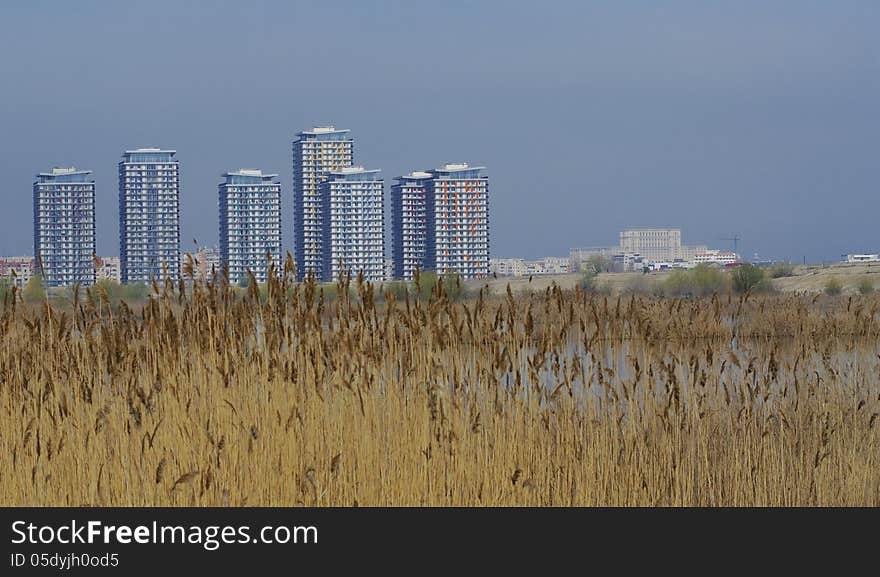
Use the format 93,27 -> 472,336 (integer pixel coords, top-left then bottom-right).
720,235 -> 741,255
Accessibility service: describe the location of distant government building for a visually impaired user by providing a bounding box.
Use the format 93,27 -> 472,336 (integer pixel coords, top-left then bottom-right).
33,167 -> 96,287
219,169 -> 282,283
118,148 -> 180,283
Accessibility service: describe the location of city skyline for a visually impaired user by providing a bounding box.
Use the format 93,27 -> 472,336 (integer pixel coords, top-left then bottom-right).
2,3 -> 879,263
24,135 -> 491,284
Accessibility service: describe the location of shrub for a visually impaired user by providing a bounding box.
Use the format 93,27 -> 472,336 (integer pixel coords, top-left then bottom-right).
857,277 -> 874,295
22,275 -> 45,304
120,282 -> 149,302
731,263 -> 766,294
622,275 -> 654,295
441,271 -> 465,301
769,263 -> 795,278
412,271 -> 437,301
583,255 -> 612,274
383,280 -> 410,301
662,264 -> 729,297
580,269 -> 599,292
94,279 -> 120,302
824,278 -> 843,296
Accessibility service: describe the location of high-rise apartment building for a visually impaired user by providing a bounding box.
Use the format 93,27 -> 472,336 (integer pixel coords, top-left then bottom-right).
425,164 -> 489,280
118,148 -> 180,284
33,167 -> 96,287
219,169 -> 282,283
292,126 -> 354,280
320,167 -> 385,283
391,171 -> 432,280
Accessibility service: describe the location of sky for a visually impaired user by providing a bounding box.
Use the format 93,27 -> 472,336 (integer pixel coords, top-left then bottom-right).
1,1 -> 878,263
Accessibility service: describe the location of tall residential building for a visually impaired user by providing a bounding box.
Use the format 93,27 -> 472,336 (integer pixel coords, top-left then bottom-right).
391,171 -> 432,280
119,148 -> 180,284
292,126 -> 354,280
320,167 -> 385,283
425,163 -> 489,280
33,167 -> 96,287
219,169 -> 282,283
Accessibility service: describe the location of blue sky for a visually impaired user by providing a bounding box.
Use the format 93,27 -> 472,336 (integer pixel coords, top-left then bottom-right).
2,1 -> 878,262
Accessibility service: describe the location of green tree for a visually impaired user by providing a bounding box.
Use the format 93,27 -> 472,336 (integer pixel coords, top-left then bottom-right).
730,263 -> 765,293
23,274 -> 45,303
580,268 -> 599,292
583,254 -> 612,274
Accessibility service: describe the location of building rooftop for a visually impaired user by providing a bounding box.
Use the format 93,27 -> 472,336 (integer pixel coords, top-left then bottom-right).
621,228 -> 682,232
334,166 -> 380,175
298,126 -> 350,135
433,163 -> 487,173
38,167 -> 93,177
224,168 -> 279,178
124,148 -> 176,154
328,166 -> 382,180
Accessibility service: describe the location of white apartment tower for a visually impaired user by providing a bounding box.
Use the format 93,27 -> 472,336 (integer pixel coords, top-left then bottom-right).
425,164 -> 489,280
32,167 -> 96,287
118,148 -> 180,283
320,167 -> 385,283
292,126 -> 354,280
391,171 -> 432,280
219,169 -> 282,283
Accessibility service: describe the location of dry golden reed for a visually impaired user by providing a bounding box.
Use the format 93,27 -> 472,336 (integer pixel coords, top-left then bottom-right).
1,264 -> 879,506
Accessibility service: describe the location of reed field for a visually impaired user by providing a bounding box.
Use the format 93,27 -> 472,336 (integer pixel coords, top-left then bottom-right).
2,259 -> 880,506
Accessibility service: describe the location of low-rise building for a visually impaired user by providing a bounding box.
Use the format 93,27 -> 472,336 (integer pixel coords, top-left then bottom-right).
385,258 -> 395,282
95,256 -> 121,283
843,254 -> 880,263
693,250 -> 739,265
490,257 -> 569,277
531,257 -> 569,275
0,256 -> 35,288
188,247 -> 222,282
611,252 -> 646,272
490,258 -> 528,277
569,247 -> 619,273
